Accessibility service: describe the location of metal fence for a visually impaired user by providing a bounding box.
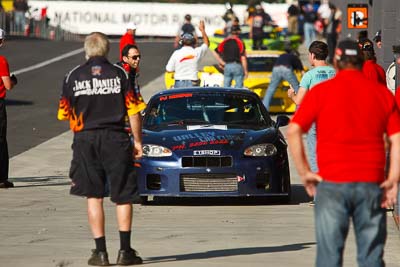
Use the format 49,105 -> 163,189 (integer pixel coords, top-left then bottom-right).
0,11 -> 82,41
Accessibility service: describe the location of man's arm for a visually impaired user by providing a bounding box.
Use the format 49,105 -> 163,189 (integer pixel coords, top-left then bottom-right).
165,53 -> 176,73
240,55 -> 248,79
198,20 -> 209,47
212,50 -> 225,68
287,122 -> 322,196
381,132 -> 400,208
288,86 -> 307,105
129,113 -> 143,160
1,76 -> 14,90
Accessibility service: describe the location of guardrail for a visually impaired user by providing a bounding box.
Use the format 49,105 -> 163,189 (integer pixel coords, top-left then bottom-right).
0,11 -> 81,41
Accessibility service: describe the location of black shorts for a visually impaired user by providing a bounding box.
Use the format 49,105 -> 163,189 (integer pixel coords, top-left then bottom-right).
69,129 -> 140,204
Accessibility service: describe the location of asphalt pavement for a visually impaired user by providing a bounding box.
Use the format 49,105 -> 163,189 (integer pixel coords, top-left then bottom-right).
1,41 -> 400,267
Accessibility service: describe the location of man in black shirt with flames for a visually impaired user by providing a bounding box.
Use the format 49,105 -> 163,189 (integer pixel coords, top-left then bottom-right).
58,32 -> 144,266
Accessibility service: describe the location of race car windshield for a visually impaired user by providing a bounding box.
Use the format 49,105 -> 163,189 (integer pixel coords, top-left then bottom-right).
144,92 -> 272,129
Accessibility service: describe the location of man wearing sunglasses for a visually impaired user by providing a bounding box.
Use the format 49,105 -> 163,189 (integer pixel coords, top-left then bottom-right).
117,44 -> 146,114
359,38 -> 386,86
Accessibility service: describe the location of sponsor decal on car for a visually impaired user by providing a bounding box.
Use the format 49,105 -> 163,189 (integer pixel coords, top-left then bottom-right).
237,175 -> 246,182
193,150 -> 221,156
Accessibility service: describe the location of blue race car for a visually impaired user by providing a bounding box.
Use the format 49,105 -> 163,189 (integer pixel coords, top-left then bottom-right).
138,87 -> 291,202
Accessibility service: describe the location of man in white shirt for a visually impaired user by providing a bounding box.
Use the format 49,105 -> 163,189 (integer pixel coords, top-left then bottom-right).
166,20 -> 209,88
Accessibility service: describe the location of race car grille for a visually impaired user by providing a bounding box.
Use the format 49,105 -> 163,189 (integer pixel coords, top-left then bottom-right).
180,173 -> 238,192
181,156 -> 232,167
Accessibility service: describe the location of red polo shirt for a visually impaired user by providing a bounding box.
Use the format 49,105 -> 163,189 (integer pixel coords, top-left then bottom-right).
292,69 -> 400,183
0,55 -> 10,99
362,59 -> 386,86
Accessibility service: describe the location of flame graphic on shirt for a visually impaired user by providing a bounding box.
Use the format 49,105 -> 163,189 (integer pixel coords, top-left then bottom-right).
125,90 -> 146,116
57,97 -> 71,121
69,108 -> 84,132
179,55 -> 195,63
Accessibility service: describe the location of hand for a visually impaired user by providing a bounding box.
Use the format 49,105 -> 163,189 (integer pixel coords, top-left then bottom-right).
301,171 -> 323,197
380,178 -> 398,209
244,71 -> 249,80
199,20 -> 205,32
10,74 -> 17,85
133,141 -> 143,160
288,86 -> 295,98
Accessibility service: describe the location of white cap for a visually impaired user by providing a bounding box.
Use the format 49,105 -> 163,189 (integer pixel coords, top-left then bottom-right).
0,29 -> 5,39
126,22 -> 137,30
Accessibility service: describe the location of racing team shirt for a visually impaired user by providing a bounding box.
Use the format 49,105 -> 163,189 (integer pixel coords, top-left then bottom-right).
215,36 -> 245,64
292,69 -> 400,183
0,55 -> 10,99
166,44 -> 208,81
362,59 -> 386,86
57,56 -> 144,132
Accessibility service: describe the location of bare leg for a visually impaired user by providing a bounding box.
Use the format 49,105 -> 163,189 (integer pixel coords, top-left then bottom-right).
116,203 -> 132,231
87,198 -> 105,238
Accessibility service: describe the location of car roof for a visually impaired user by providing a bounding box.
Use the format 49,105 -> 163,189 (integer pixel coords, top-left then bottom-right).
154,87 -> 258,98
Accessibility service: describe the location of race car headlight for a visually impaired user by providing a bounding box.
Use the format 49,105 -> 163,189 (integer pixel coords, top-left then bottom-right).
244,144 -> 277,157
143,144 -> 172,157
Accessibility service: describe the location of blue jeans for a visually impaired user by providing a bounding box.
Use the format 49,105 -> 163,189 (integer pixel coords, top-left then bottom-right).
304,22 -> 316,49
263,66 -> 299,110
307,123 -> 318,172
14,11 -> 26,33
224,62 -> 244,88
174,80 -> 193,88
315,182 -> 386,267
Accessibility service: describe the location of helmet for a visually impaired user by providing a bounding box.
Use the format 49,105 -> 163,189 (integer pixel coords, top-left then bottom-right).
180,32 -> 195,46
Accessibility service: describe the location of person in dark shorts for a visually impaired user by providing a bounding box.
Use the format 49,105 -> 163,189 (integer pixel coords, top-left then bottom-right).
57,32 -> 145,266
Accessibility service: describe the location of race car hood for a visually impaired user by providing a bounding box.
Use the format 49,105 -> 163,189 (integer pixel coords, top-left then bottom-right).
142,126 -> 280,152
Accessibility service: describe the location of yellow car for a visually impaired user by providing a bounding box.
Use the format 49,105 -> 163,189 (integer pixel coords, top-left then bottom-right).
165,50 -> 303,113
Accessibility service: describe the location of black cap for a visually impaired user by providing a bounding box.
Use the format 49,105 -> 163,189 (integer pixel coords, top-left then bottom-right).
335,39 -> 362,61
359,38 -> 374,52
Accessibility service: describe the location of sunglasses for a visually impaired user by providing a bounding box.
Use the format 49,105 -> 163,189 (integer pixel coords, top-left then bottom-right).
128,55 -> 141,60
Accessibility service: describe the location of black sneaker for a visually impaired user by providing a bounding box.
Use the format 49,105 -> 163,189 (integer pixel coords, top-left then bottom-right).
116,249 -> 143,265
88,249 -> 110,266
0,181 -> 14,188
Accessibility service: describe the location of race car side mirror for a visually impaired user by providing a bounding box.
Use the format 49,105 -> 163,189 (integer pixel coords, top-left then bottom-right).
275,115 -> 290,128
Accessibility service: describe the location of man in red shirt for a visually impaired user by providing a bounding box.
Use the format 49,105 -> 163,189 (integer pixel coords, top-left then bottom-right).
359,38 -> 386,85
0,29 -> 17,189
119,22 -> 137,61
287,39 -> 400,266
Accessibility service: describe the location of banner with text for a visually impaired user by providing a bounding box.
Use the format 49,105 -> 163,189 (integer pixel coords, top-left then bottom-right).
29,1 -> 289,36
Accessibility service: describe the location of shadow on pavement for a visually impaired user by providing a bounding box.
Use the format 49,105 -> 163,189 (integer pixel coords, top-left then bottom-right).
144,242 -> 315,264
9,175 -> 70,187
5,99 -> 34,106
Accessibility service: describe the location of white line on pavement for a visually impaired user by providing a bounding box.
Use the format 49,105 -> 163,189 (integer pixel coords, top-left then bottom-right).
12,47 -> 85,75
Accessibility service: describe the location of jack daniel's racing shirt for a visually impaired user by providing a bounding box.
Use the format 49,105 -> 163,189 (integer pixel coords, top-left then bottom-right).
57,56 -> 143,132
